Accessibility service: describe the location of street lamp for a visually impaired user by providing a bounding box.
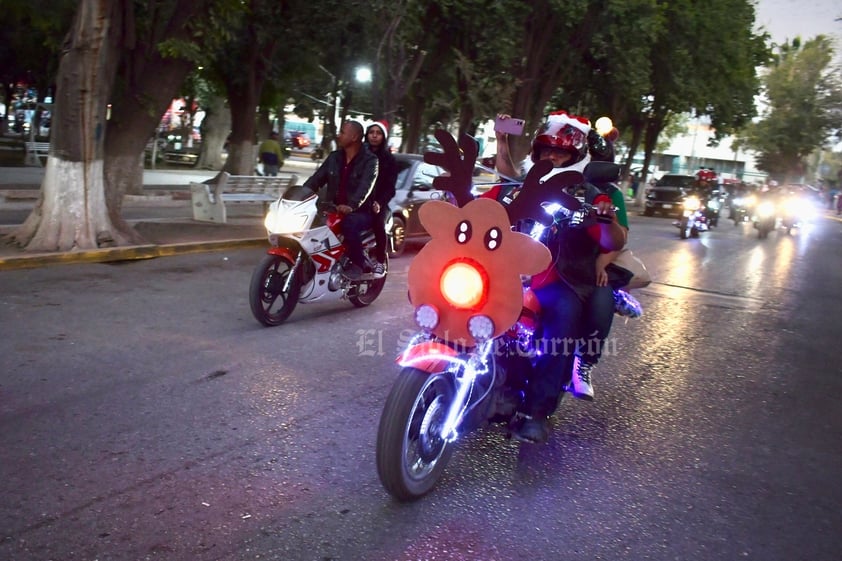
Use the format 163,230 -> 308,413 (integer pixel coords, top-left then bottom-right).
355,66 -> 372,84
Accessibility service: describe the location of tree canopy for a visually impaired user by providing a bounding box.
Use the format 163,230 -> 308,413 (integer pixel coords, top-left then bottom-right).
740,36 -> 842,183
2,0 -> 813,252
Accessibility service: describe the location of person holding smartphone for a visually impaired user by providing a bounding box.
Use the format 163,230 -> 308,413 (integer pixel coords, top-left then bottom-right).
490,111 -> 626,443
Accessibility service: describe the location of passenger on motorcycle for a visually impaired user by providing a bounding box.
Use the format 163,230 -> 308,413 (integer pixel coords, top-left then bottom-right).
364,120 -> 398,277
302,120 -> 379,279
495,111 -> 627,443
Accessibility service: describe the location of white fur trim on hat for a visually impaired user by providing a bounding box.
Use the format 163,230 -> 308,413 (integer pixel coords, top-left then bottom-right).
367,120 -> 389,140
546,112 -> 591,135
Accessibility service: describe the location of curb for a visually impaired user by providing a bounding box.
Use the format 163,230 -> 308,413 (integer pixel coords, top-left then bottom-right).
0,237 -> 266,271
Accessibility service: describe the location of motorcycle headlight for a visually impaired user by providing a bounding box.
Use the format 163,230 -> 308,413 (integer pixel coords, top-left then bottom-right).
683,196 -> 701,211
756,201 -> 775,218
440,259 -> 488,311
264,210 -> 309,234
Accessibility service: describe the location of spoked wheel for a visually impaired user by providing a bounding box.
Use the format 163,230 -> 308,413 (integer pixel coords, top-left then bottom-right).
348,256 -> 388,308
376,368 -> 456,501
390,216 -> 407,257
249,254 -> 301,326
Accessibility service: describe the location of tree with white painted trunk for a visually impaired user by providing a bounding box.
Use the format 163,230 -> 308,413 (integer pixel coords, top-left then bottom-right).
7,0 -> 212,252
10,0 -> 124,251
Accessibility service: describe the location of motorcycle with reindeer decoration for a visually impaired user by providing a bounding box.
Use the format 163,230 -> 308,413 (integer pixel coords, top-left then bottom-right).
375,129 -> 638,501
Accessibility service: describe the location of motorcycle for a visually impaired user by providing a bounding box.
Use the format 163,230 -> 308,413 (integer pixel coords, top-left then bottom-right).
375,151 -> 641,501
729,193 -> 756,225
249,185 -> 388,326
674,194 -> 710,239
778,192 -> 817,234
753,198 -> 777,239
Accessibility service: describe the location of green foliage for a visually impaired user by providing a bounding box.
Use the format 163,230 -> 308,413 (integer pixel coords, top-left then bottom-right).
741,36 -> 842,181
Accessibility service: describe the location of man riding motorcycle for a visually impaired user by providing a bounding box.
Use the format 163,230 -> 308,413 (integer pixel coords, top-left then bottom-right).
495,111 -> 626,443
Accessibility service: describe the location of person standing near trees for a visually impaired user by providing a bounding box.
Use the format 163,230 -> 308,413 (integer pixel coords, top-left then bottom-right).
258,131 -> 284,176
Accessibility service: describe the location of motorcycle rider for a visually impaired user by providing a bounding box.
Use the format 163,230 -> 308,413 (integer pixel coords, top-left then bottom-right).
364,120 -> 398,277
302,120 -> 379,279
495,111 -> 626,443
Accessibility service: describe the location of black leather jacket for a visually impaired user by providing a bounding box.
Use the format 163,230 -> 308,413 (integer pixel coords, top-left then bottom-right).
303,146 -> 379,211
365,143 -> 398,208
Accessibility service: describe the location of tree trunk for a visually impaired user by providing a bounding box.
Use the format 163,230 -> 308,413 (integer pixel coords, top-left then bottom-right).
104,0 -> 207,201
224,91 -> 260,175
9,0 -> 125,252
196,94 -> 230,171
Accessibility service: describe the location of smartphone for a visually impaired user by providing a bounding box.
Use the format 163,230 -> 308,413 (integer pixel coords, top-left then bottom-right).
494,116 -> 525,136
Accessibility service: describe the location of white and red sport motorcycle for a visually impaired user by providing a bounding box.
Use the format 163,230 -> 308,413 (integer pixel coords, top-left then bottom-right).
249,185 -> 389,326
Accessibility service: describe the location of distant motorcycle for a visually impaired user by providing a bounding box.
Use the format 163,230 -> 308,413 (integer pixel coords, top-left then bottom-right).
674,194 -> 710,239
249,185 -> 388,326
753,199 -> 777,239
778,193 -> 817,234
729,194 -> 756,225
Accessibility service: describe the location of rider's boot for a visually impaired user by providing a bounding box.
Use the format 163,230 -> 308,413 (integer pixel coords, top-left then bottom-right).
511,415 -> 549,444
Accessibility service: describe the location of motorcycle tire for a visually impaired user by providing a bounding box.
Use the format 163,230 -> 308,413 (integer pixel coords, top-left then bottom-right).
249,254 -> 301,327
348,253 -> 387,307
679,217 -> 690,239
376,368 -> 456,501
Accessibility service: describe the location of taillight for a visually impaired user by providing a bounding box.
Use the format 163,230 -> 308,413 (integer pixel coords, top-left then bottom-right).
440,259 -> 488,310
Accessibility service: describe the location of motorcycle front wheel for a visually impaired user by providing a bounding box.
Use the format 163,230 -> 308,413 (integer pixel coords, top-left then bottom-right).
249,254 -> 301,326
376,368 -> 456,501
679,216 -> 691,239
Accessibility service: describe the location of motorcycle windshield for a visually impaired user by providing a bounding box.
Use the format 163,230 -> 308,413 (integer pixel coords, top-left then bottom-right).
282,185 -> 318,202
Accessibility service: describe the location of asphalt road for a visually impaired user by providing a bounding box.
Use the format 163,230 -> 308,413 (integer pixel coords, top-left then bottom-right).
1,212 -> 841,560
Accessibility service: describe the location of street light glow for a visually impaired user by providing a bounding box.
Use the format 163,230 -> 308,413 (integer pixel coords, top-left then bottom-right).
355,66 -> 372,84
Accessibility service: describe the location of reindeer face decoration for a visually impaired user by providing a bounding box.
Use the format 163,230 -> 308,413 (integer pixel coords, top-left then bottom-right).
407,198 -> 551,347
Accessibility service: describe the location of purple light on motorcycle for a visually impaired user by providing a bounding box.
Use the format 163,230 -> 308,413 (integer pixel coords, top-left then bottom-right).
415,304 -> 439,330
467,315 -> 494,341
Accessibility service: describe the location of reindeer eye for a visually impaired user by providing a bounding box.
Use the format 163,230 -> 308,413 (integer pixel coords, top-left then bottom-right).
484,227 -> 502,251
455,220 -> 472,244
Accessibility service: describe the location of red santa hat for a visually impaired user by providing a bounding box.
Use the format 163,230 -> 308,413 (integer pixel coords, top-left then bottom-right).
367,120 -> 389,139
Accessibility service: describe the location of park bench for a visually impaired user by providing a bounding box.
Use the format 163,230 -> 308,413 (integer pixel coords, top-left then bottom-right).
24,141 -> 50,166
190,171 -> 299,223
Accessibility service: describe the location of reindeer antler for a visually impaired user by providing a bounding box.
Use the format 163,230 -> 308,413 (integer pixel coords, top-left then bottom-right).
505,160 -> 585,226
423,129 -> 479,207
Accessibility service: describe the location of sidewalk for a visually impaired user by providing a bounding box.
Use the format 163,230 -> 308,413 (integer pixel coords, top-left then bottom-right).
0,164 -> 316,270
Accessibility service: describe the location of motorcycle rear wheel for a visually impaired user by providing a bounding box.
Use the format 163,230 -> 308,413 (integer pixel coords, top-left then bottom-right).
376,368 -> 455,501
348,258 -> 388,307
249,254 -> 301,326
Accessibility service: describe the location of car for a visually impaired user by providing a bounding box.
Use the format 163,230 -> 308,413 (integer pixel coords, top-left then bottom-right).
388,154 -> 456,256
285,130 -> 311,149
643,174 -> 697,216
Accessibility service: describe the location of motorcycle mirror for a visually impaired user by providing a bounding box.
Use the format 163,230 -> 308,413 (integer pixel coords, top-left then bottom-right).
583,161 -> 621,184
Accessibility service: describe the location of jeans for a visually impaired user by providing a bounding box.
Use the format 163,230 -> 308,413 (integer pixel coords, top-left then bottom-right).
526,279 -> 585,418
581,285 -> 615,365
341,210 -> 373,269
